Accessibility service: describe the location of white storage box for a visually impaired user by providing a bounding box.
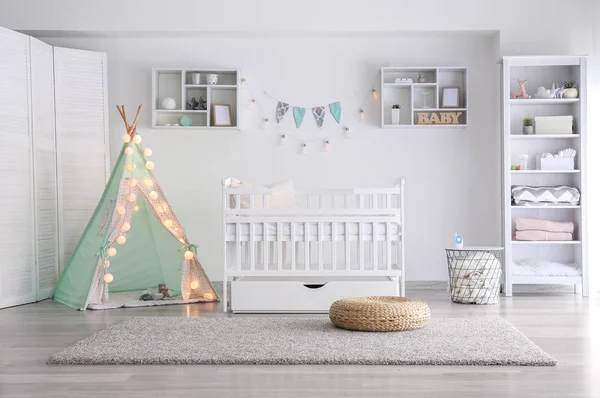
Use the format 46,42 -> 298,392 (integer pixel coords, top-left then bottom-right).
536,156 -> 575,170
534,116 -> 573,134
231,276 -> 399,313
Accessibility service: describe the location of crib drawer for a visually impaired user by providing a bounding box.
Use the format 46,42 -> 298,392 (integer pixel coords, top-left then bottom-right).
231,277 -> 398,313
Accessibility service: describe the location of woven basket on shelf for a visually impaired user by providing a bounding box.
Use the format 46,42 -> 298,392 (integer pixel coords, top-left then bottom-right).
329,296 -> 431,332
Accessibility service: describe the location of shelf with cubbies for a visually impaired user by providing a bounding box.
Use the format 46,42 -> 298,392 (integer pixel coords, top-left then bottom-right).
380,67 -> 467,128
152,68 -> 240,129
501,56 -> 588,296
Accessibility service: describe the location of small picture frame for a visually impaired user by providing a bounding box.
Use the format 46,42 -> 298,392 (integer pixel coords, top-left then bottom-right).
212,104 -> 232,126
441,87 -> 461,108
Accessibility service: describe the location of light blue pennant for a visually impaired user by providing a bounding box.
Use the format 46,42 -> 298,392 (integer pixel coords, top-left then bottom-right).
329,102 -> 342,124
293,107 -> 306,128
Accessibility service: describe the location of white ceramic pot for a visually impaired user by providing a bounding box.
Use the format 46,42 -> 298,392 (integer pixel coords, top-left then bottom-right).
391,108 -> 401,125
191,73 -> 201,85
522,125 -> 534,135
562,88 -> 578,98
161,97 -> 177,110
205,74 -> 219,85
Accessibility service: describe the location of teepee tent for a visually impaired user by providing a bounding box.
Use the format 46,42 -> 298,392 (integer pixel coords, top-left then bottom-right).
53,105 -> 217,309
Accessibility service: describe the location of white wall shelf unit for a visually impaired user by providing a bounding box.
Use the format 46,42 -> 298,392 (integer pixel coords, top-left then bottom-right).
380,67 -> 468,128
152,68 -> 240,129
501,56 -> 588,297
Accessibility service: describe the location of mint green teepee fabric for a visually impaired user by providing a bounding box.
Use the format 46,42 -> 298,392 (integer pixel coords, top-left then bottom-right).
52,142 -> 217,310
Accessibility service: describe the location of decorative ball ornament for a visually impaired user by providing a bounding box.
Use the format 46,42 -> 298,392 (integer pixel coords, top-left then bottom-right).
163,219 -> 173,228
107,247 -> 117,257
120,223 -> 131,232
124,147 -> 134,156
129,178 -> 138,187
149,191 -> 158,200
143,178 -> 153,187
133,135 -> 142,144
190,280 -> 200,290
145,161 -> 155,170
104,259 -> 110,268
116,205 -> 126,216
143,148 -> 152,157
103,273 -> 114,283
125,162 -> 136,172
203,292 -> 215,300
184,250 -> 194,260
122,134 -> 131,143
116,235 -> 127,245
134,205 -> 140,213
127,192 -> 137,202
161,97 -> 177,110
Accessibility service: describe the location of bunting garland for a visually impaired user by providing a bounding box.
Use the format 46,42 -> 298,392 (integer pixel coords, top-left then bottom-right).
276,101 -> 289,124
329,102 -> 342,124
312,106 -> 325,127
293,107 -> 306,128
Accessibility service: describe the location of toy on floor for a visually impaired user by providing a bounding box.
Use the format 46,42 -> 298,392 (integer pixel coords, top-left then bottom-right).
139,284 -> 175,301
510,78 -> 530,99
158,283 -> 174,298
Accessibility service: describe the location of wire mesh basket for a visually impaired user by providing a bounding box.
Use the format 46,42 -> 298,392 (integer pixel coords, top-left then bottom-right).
445,248 -> 503,305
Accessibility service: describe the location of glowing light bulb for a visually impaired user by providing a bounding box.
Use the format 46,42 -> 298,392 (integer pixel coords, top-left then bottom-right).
122,134 -> 131,143
143,148 -> 152,157
190,280 -> 199,290
149,191 -> 158,200
134,205 -> 140,212
372,89 -> 378,100
301,143 -> 308,155
116,205 -> 126,216
279,134 -> 286,145
145,161 -> 155,170
125,162 -> 136,172
143,178 -> 153,187
116,235 -> 127,245
120,223 -> 131,232
203,292 -> 215,300
129,178 -> 137,187
249,99 -> 256,109
241,78 -> 247,88
107,247 -> 117,257
127,192 -> 137,202
132,135 -> 142,144
103,273 -> 114,283
360,109 -> 365,120
163,219 -> 173,228
184,250 -> 194,260
124,147 -> 134,156
104,259 -> 110,268
324,140 -> 332,152
344,126 -> 351,138
263,118 -> 270,129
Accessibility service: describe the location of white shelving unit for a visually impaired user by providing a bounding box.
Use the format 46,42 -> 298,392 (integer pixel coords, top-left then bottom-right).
380,67 -> 468,128
501,56 -> 588,297
152,68 -> 240,129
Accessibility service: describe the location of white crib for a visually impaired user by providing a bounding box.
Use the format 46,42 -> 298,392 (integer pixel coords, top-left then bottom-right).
222,178 -> 405,312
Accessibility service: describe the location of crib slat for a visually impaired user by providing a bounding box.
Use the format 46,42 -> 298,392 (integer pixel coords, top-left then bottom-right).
277,222 -> 282,271
249,223 -> 255,271
250,195 -> 255,209
263,222 -> 268,270
318,222 -> 323,271
345,222 -> 350,270
386,221 -> 392,270
235,222 -> 241,270
332,222 -> 337,270
291,222 -> 296,271
304,222 -> 309,270
359,222 -> 364,270
359,194 -> 364,209
386,194 -> 391,210
372,194 -> 377,209
263,195 -> 268,209
373,221 -> 378,270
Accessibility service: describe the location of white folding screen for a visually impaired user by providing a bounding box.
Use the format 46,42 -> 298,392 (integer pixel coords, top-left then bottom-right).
53,47 -> 109,274
30,37 -> 59,300
0,27 -> 36,308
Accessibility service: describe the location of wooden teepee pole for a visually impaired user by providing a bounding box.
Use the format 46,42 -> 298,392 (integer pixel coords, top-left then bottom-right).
116,104 -> 144,137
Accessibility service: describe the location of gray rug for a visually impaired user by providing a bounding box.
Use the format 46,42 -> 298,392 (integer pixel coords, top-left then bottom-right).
48,317 -> 556,366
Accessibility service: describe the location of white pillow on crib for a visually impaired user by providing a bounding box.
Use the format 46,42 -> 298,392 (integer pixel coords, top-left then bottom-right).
265,180 -> 296,209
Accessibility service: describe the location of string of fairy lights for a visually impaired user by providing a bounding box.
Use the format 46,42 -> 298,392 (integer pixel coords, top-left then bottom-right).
240,72 -> 381,154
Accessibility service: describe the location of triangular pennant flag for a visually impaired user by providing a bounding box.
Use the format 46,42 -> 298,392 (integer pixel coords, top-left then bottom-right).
329,102 -> 342,124
276,101 -> 289,124
293,107 -> 305,128
312,106 -> 325,128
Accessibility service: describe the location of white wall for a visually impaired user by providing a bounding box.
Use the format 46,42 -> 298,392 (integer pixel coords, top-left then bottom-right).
1,0 -> 597,284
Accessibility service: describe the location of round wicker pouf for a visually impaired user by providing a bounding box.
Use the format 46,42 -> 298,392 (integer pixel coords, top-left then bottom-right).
329,296 -> 431,332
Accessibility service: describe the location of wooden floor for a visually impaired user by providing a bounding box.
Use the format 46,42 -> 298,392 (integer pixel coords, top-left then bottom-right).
1,288 -> 598,398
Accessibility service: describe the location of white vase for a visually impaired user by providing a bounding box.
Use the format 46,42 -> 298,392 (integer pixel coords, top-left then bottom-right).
391,108 -> 401,125
562,88 -> 578,98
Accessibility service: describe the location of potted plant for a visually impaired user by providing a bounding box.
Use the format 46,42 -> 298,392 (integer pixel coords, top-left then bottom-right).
522,117 -> 534,135
391,104 -> 401,125
562,80 -> 578,98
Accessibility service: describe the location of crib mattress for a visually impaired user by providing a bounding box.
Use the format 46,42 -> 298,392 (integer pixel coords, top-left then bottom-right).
226,222 -> 400,241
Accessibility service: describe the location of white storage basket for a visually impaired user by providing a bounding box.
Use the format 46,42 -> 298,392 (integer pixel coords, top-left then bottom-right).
446,247 -> 503,305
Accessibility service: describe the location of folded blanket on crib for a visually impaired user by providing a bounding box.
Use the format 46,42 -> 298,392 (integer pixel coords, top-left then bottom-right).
514,230 -> 573,241
515,217 -> 574,233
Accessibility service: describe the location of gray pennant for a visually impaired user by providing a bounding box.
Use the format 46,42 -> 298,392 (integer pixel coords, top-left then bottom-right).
276,101 -> 289,124
312,106 -> 325,127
